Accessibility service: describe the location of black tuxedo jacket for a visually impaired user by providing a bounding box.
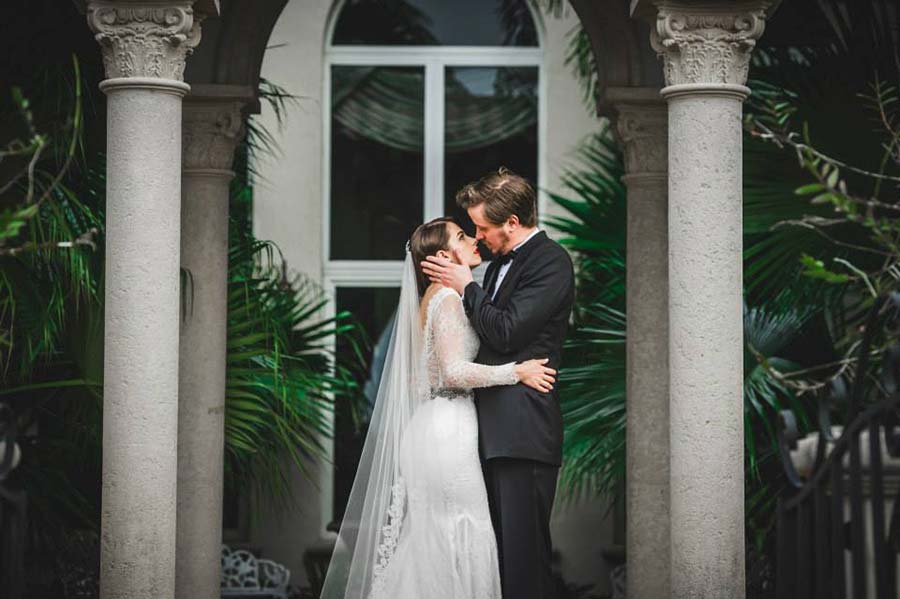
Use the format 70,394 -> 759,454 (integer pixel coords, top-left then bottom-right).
462,231 -> 575,466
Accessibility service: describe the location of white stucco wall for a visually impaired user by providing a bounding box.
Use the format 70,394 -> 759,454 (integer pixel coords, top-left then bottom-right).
252,0 -> 331,284
540,7 -> 599,228
252,1 -> 614,593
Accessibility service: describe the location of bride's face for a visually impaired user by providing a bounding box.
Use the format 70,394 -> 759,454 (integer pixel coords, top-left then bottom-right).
438,222 -> 482,268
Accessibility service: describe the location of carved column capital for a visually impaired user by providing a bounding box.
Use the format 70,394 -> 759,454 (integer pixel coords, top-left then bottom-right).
607,87 -> 668,179
182,99 -> 246,174
650,2 -> 771,93
615,104 -> 668,177
86,1 -> 202,81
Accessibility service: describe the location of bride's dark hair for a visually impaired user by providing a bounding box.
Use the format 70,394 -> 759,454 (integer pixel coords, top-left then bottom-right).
409,217 -> 456,296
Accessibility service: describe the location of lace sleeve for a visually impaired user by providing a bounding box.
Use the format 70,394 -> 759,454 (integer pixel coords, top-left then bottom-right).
431,292 -> 519,389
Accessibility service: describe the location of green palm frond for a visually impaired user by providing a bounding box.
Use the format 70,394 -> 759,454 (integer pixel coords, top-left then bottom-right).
814,0 -> 900,63
743,79 -> 866,304
243,78 -> 299,186
742,298 -> 811,477
550,122 -> 821,501
0,56 -> 100,383
564,26 -> 598,109
548,123 -> 627,498
0,60 -> 109,561
222,208 -> 363,508
557,304 -> 626,498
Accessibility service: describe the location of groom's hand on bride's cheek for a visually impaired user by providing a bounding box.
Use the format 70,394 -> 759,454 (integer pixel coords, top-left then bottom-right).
421,253 -> 472,295
420,256 -> 449,286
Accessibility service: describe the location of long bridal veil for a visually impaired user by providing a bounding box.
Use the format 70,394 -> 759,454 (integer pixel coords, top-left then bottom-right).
321,251 -> 428,599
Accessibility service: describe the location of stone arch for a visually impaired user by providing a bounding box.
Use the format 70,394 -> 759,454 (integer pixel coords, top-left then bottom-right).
564,0 -> 662,113
321,0 -> 549,50
184,0 -> 291,111
185,0 -> 662,114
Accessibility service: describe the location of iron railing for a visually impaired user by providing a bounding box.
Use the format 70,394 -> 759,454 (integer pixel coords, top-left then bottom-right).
0,402 -> 25,599
776,294 -> 900,599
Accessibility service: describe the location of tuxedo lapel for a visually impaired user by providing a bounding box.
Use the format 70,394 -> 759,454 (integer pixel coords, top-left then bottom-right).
493,231 -> 547,305
483,260 -> 500,298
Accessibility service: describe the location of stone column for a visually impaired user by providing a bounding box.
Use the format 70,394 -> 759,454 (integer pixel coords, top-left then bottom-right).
649,3 -> 770,597
85,3 -> 208,598
607,86 -> 669,599
176,89 -> 245,599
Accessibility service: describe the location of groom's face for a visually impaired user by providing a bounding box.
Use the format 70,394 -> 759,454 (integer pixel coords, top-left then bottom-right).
468,203 -> 512,255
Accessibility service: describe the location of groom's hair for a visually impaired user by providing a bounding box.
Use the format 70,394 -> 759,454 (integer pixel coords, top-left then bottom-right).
455,167 -> 537,227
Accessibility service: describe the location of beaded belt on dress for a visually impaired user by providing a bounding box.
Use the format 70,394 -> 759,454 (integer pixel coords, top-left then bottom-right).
430,388 -> 471,400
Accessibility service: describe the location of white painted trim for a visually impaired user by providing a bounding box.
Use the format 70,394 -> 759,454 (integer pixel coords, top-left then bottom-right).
321,59 -> 332,282
323,0 -> 548,54
424,60 -> 444,222
324,261 -> 406,285
537,58 -> 549,224
319,61 -> 334,528
328,46 -> 542,65
319,289 -> 336,537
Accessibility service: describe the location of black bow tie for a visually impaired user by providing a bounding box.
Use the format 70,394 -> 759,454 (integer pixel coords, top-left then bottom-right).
494,248 -> 519,267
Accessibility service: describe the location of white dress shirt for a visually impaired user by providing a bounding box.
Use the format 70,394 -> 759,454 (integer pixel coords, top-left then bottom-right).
491,228 -> 541,300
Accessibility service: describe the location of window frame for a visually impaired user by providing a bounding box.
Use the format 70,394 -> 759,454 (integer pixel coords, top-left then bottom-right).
323,46 -> 546,283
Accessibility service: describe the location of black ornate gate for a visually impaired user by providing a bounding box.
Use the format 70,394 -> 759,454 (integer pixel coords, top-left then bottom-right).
0,402 -> 25,599
776,295 -> 900,599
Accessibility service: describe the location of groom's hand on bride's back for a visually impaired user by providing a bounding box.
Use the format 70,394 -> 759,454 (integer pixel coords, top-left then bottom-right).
421,249 -> 473,295
515,358 -> 556,393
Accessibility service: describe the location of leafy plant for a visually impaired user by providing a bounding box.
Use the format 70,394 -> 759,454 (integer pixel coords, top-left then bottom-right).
0,56 -> 100,386
222,80 -> 365,507
0,57 -> 107,597
0,47 -> 364,594
546,124 -> 625,498
548,0 -> 900,531
548,129 -> 822,510
744,73 -> 900,405
223,232 -> 362,507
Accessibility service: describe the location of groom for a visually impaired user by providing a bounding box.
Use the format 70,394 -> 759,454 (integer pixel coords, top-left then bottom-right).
422,167 -> 575,599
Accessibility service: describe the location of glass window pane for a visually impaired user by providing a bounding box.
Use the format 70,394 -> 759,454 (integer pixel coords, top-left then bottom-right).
331,66 -> 424,261
444,66 -> 539,243
333,286 -> 401,521
332,0 -> 538,47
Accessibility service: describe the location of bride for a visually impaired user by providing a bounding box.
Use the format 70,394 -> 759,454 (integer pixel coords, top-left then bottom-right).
321,217 -> 556,599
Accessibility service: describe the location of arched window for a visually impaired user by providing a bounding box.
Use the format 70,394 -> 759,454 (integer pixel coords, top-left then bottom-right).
325,0 -> 543,520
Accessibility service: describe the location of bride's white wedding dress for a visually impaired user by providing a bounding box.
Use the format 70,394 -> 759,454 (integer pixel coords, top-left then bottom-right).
368,286 -> 518,599
320,253 -> 522,599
